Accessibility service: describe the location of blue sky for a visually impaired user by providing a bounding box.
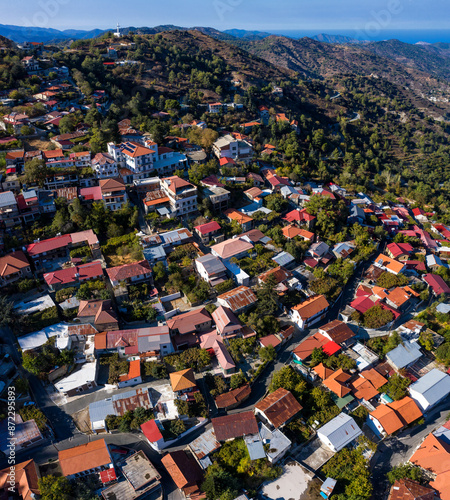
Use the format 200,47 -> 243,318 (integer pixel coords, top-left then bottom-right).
4,0 -> 449,32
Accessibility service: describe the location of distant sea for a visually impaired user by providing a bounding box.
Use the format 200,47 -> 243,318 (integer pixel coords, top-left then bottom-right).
266,29 -> 450,44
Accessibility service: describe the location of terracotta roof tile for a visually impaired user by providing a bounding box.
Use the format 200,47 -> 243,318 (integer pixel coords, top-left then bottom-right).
170,368 -> 197,392
388,478 -> 435,500
255,388 -> 302,428
58,439 -> 111,476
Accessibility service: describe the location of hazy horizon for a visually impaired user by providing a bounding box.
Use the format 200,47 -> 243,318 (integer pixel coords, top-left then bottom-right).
1,0 -> 448,39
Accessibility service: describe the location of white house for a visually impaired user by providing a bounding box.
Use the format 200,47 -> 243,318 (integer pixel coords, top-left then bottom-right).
291,295 -> 330,330
317,413 -> 362,452
408,369 -> 450,412
195,254 -> 227,285
259,423 -> 291,463
91,152 -> 119,178
213,134 -> 254,164
55,361 -> 98,397
160,176 -> 198,217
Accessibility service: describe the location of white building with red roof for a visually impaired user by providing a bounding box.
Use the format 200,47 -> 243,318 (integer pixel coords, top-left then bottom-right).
160,176 -> 197,217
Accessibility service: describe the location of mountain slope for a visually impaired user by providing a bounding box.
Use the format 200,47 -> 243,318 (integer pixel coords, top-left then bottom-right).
362,39 -> 450,81
236,35 -> 450,106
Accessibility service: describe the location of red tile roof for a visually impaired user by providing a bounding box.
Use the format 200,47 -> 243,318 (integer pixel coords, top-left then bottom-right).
212,411 -> 258,441
424,274 -> 450,295
106,260 -> 151,282
195,221 -> 221,235
166,308 -> 211,335
26,234 -> 72,256
44,261 -> 103,286
388,479 -> 435,500
140,419 -> 163,442
255,388 -> 302,428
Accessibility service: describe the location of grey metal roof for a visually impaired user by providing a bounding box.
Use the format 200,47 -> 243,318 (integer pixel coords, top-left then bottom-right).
143,245 -> 166,261
259,423 -> 291,462
189,427 -> 221,469
0,191 -> 16,207
386,341 -> 422,369
409,369 -> 450,407
272,251 -> 295,267
197,254 -> 227,275
317,413 -> 362,452
244,433 -> 266,461
137,331 -> 171,352
436,303 -> 450,314
89,398 -> 114,423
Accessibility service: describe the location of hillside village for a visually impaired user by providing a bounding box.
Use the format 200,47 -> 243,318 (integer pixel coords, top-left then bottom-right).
1,31 -> 450,500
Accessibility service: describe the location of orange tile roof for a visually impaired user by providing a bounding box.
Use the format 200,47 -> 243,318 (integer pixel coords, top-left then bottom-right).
94,332 -> 107,350
410,434 -> 450,476
170,368 -> 197,392
313,363 -> 334,380
162,175 -> 193,194
386,287 -> 412,308
372,286 -> 389,299
350,376 -> 379,400
58,439 -> 111,476
370,405 -> 403,435
375,254 -> 405,274
0,251 -> 30,278
323,369 -> 351,397
293,295 -> 330,319
361,368 -> 388,390
223,208 -> 253,225
121,141 -> 155,158
282,224 -> 302,239
293,332 -> 328,360
388,397 -> 422,425
430,472 -> 450,500
119,359 -> 141,382
0,460 -> 39,500
161,451 -> 203,489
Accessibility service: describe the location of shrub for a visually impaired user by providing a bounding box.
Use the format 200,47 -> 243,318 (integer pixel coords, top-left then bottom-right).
363,305 -> 394,329
215,279 -> 234,294
143,361 -> 167,379
16,278 -> 38,293
55,287 -> 77,303
381,373 -> 411,401
376,271 -> 409,289
69,245 -> 91,259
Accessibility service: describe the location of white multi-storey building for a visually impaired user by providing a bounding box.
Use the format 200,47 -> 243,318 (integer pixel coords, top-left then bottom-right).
160,176 -> 197,217
91,152 -> 119,178
213,134 -> 254,164
107,140 -> 188,182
